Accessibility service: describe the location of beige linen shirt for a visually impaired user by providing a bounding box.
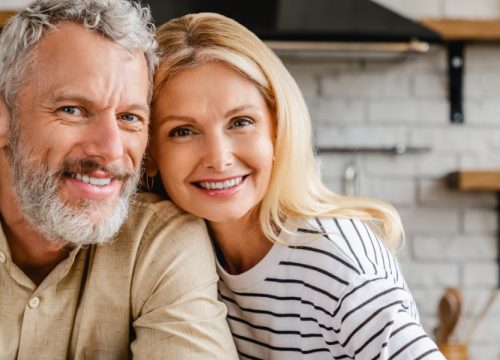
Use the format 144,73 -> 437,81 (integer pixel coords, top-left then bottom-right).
0,192 -> 237,359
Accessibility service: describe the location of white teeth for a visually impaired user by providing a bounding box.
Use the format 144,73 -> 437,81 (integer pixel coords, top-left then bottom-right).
199,176 -> 243,190
73,173 -> 112,187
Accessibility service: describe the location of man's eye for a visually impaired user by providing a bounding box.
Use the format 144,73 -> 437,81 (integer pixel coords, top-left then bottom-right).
60,106 -> 81,116
120,113 -> 141,122
231,117 -> 254,128
169,127 -> 193,137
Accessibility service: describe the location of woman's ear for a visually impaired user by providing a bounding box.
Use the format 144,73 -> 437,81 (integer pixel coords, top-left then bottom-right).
144,152 -> 159,178
0,99 -> 10,149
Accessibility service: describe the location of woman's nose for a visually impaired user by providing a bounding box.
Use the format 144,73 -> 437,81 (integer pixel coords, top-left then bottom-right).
202,134 -> 233,171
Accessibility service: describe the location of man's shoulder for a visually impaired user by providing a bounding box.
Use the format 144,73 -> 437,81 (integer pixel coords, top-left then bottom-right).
127,192 -> 203,230
121,192 -> 209,254
90,192 -> 212,278
129,192 -> 184,220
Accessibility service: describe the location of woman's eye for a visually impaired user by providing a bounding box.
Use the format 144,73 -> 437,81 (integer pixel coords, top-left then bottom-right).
60,106 -> 81,116
169,127 -> 193,137
231,117 -> 254,128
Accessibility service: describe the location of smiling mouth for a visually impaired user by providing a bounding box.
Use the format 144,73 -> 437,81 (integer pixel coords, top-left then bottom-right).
67,172 -> 112,187
194,176 -> 246,190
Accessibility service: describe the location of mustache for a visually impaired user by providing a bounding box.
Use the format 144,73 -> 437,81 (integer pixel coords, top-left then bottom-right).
60,159 -> 135,182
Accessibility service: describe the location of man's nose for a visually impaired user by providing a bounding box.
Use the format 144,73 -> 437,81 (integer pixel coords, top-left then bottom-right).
83,113 -> 124,163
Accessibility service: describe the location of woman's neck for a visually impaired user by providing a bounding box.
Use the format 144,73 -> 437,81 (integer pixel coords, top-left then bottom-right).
208,215 -> 273,275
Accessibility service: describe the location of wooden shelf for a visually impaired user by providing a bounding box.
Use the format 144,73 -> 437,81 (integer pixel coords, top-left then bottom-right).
422,19 -> 500,41
0,11 -> 16,28
448,171 -> 500,191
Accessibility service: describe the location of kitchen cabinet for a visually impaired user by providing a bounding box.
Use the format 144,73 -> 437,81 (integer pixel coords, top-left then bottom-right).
0,11 -> 15,28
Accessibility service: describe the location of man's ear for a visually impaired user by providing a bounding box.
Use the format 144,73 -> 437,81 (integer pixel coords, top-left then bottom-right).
0,99 -> 11,149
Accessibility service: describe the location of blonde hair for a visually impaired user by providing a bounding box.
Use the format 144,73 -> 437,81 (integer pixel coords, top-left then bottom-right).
153,13 -> 403,251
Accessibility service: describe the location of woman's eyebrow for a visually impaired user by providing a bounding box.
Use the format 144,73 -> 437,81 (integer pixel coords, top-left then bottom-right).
156,114 -> 195,124
224,104 -> 260,118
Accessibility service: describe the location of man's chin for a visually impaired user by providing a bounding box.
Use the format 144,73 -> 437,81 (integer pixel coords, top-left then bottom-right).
58,198 -> 129,246
9,149 -> 140,245
20,192 -> 131,247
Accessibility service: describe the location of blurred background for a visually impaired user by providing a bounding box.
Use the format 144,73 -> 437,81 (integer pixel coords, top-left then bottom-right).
1,0 -> 499,358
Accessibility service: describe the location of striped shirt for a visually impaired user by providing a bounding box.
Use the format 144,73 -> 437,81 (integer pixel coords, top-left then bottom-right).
217,217 -> 445,359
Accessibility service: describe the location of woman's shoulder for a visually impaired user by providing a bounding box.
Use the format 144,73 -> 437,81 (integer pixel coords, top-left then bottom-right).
285,217 -> 400,280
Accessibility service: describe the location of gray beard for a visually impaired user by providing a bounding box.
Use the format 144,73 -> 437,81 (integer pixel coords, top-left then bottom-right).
7,121 -> 139,246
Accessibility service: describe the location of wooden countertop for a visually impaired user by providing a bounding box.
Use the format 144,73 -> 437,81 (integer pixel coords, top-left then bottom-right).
0,11 -> 16,28
448,171 -> 500,191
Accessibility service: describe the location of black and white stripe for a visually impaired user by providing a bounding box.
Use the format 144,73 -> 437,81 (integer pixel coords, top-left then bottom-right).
217,217 -> 444,359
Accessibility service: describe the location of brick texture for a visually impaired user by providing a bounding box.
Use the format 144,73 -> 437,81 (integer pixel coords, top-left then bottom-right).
285,37 -> 500,360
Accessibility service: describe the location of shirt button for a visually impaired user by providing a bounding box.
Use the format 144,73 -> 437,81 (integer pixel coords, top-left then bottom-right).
0,251 -> 5,263
29,297 -> 40,309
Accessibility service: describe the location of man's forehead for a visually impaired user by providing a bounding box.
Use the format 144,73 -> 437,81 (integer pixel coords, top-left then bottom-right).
20,21 -> 150,105
23,21 -> 149,82
34,22 -> 126,61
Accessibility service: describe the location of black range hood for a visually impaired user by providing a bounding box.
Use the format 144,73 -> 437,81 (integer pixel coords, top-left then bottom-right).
145,0 -> 442,57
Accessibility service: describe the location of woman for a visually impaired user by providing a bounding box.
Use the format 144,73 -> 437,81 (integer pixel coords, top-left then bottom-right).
147,13 -> 444,359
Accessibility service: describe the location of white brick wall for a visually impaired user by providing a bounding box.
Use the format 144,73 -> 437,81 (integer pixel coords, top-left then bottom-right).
361,178 -> 416,205
399,207 -> 461,233
464,263 -> 499,287
414,234 -> 497,260
464,209 -> 498,233
314,125 -> 408,148
443,0 -> 500,19
417,154 -> 458,177
285,41 -> 500,360
419,180 -> 497,207
368,100 -> 419,123
406,263 -> 461,288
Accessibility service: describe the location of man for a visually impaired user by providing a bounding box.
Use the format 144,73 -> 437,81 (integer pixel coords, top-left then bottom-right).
0,0 -> 236,358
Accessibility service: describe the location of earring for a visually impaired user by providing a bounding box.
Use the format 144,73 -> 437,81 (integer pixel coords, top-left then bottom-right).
145,174 -> 155,191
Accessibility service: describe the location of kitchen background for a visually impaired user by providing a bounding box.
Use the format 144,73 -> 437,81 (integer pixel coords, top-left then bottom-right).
286,1 -> 500,358
1,0 -> 500,358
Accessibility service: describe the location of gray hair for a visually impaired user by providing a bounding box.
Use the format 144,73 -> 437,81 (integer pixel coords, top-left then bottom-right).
0,0 -> 158,112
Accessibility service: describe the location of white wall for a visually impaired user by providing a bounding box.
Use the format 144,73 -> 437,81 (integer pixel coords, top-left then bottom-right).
283,0 -> 500,357
373,0 -> 500,19
0,0 -> 30,10
285,43 -> 500,360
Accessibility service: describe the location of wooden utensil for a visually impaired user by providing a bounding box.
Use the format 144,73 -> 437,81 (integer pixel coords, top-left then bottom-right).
435,287 -> 461,343
435,288 -> 470,360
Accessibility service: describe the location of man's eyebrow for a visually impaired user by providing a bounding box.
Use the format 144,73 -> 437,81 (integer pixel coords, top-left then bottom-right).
52,94 -> 94,104
52,94 -> 150,115
125,104 -> 150,117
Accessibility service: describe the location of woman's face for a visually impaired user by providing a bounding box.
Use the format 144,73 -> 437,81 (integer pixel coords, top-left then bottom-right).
150,62 -> 275,224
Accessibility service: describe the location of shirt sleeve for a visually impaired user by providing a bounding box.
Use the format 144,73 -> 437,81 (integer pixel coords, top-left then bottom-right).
130,210 -> 238,359
332,274 -> 446,359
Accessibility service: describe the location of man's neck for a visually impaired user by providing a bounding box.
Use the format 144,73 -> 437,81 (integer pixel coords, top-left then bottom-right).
0,155 -> 70,286
1,214 -> 70,286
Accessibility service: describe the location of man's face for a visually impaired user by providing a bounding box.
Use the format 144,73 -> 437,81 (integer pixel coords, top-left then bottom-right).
7,22 -> 150,245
